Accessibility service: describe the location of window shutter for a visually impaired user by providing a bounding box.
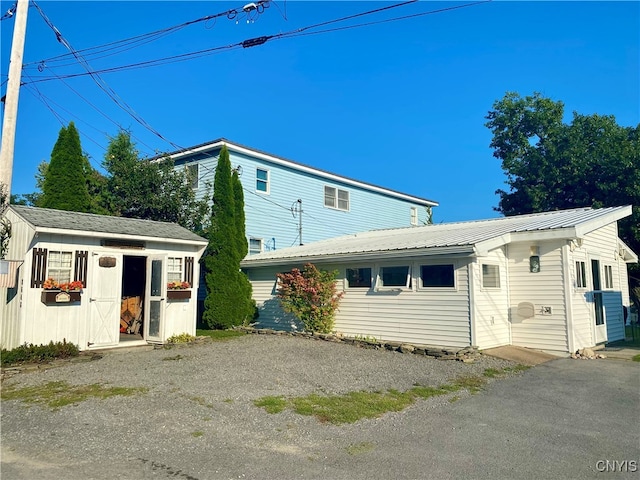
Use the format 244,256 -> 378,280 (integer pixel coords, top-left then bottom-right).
31,248 -> 48,287
185,256 -> 194,286
74,250 -> 89,287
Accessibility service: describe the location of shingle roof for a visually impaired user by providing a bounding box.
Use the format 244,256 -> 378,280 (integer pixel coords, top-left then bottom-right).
241,206 -> 633,266
10,205 -> 208,244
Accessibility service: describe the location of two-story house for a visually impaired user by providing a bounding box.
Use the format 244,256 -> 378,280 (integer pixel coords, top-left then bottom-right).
159,138 -> 438,253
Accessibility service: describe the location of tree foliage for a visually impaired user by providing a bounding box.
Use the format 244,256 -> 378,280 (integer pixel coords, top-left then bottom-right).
202,146 -> 255,329
102,130 -> 209,233
39,122 -> 93,212
486,91 -> 640,307
276,263 -> 344,334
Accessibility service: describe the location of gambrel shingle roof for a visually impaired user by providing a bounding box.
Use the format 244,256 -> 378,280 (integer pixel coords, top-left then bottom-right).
9,205 -> 207,245
241,206 -> 634,266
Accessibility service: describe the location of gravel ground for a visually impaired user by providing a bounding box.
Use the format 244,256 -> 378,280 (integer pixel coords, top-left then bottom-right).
0,334 -> 534,479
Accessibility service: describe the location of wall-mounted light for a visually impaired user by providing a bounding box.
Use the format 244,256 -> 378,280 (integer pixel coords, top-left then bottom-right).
529,246 -> 540,273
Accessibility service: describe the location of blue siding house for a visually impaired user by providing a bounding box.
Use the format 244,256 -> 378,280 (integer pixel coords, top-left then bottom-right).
161,139 -> 438,252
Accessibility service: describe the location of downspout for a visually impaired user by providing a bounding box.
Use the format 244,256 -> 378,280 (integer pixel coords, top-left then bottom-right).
561,243 -> 576,353
504,244 -> 512,344
468,261 -> 477,348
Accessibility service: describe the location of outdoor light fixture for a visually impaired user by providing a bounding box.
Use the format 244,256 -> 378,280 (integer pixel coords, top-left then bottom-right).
529,246 -> 540,273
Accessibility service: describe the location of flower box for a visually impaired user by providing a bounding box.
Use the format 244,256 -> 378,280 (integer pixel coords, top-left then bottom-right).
167,289 -> 191,300
41,290 -> 82,305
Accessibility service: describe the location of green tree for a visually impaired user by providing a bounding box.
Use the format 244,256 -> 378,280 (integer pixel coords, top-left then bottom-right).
39,122 -> 92,212
102,130 -> 209,233
486,91 -> 640,308
202,146 -> 254,329
1,182 -> 10,258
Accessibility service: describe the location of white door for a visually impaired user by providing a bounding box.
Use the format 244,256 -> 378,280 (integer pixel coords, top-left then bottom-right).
145,256 -> 166,343
591,259 -> 607,344
88,253 -> 122,348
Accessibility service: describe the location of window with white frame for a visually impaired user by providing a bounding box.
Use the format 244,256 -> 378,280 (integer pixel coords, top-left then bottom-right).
377,265 -> 411,289
324,186 -> 349,211
249,238 -> 263,255
346,267 -> 372,288
167,257 -> 183,283
421,264 -> 455,288
185,164 -> 198,189
604,265 -> 613,289
575,261 -> 587,288
410,207 -> 418,226
256,168 -> 269,193
481,264 -> 500,288
47,251 -> 73,283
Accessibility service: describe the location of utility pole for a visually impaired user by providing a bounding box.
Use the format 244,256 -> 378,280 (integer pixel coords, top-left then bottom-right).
0,0 -> 29,202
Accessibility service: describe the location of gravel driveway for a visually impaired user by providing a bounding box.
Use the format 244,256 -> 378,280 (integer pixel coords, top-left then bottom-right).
1,334 -> 637,480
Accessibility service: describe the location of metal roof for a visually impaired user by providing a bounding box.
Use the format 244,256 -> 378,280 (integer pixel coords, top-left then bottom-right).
9,205 -> 208,245
153,138 -> 438,207
241,206 -> 633,266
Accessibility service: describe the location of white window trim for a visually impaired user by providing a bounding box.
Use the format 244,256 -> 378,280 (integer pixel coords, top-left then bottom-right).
256,168 -> 270,194
249,237 -> 264,255
480,263 -> 501,290
47,250 -> 73,284
167,257 -> 183,283
186,164 -> 199,190
410,207 -> 418,226
324,185 -> 350,212
345,266 -> 373,289
418,262 -> 457,291
603,264 -> 614,289
575,260 -> 588,290
374,264 -> 412,292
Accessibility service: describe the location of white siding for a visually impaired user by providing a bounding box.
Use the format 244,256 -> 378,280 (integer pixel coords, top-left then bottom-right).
247,258 -> 472,349
508,241 -> 569,352
473,247 -> 511,349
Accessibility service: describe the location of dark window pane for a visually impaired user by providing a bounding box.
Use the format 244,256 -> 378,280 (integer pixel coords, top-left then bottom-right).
421,264 -> 454,287
381,266 -> 409,287
347,268 -> 371,288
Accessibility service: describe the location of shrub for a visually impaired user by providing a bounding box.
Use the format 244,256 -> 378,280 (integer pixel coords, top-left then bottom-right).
166,333 -> 196,343
1,340 -> 79,366
276,263 -> 344,334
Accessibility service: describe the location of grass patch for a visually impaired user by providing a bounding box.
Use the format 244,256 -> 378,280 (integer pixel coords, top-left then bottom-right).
346,442 -> 375,455
632,354 -> 640,362
188,395 -> 214,408
162,354 -> 184,361
1,381 -> 147,410
191,431 -> 204,438
196,329 -> 246,341
254,396 -> 288,414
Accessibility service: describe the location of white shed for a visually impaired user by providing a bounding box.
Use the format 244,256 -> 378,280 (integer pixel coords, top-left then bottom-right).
241,206 -> 637,354
1,206 -> 208,351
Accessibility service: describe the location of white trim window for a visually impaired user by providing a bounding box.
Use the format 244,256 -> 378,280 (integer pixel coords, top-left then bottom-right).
346,267 -> 372,288
376,265 -> 411,290
185,164 -> 199,189
324,186 -> 349,211
420,264 -> 455,288
256,168 -> 270,193
575,261 -> 587,289
47,251 -> 73,283
249,238 -> 263,255
167,257 -> 183,283
604,265 -> 614,289
481,264 -> 500,289
410,207 -> 418,226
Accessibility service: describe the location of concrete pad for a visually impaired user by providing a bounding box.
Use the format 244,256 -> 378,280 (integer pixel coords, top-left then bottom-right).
482,345 -> 561,365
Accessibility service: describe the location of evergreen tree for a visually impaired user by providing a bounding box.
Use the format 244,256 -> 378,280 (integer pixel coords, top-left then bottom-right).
40,122 -> 92,212
202,146 -> 254,329
232,169 -> 256,322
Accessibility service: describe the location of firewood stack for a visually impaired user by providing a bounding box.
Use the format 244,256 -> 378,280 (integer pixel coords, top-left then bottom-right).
120,296 -> 142,334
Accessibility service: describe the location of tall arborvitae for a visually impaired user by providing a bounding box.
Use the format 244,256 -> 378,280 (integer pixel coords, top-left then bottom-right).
202,146 -> 254,329
40,122 -> 92,212
232,169 -> 256,323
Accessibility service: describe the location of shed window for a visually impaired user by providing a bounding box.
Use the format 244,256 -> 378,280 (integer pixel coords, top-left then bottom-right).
48,251 -> 73,284
410,207 -> 418,226
256,168 -> 269,193
481,264 -> 500,288
604,265 -> 613,289
324,186 -> 349,211
167,257 -> 183,283
378,266 -> 411,288
346,267 -> 372,288
186,164 -> 198,189
576,261 -> 587,288
421,264 -> 455,288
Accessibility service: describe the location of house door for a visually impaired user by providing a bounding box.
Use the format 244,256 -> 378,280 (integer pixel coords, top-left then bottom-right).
591,259 -> 607,344
88,253 -> 122,348
144,256 -> 166,343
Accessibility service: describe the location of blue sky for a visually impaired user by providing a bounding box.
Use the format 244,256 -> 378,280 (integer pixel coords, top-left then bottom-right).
1,1 -> 638,222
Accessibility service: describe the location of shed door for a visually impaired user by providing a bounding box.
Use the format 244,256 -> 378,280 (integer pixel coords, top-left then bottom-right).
89,253 -> 122,348
591,259 -> 607,344
145,256 -> 166,343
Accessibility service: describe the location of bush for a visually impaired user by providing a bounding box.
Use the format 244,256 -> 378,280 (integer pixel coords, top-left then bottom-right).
276,263 -> 344,334
166,333 -> 196,343
1,340 -> 80,366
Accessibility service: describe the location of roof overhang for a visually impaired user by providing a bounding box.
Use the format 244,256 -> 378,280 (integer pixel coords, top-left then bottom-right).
618,238 -> 639,264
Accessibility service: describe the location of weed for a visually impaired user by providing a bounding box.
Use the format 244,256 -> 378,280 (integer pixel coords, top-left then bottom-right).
353,334 -> 378,343
1,340 -> 79,366
453,375 -> 486,394
191,431 -> 204,438
346,442 -> 375,455
166,333 -> 196,343
253,396 -> 288,414
188,396 -> 214,408
162,354 -> 184,361
1,381 -> 147,410
196,329 -> 246,341
223,398 -> 234,403
632,354 -> 640,362
483,368 -> 502,378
